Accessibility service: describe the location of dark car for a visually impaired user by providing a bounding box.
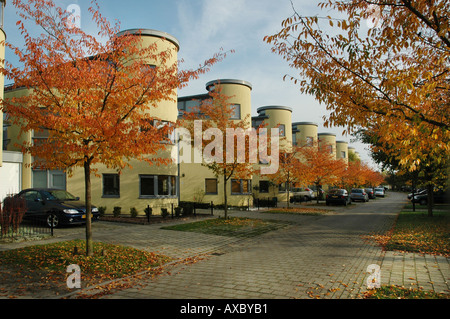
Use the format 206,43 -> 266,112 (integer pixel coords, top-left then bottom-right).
411,190 -> 450,205
326,189 -> 351,206
17,188 -> 99,228
365,188 -> 375,199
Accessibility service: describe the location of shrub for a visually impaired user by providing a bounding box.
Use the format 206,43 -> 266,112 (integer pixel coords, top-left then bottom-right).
161,208 -> 169,218
98,206 -> 107,217
175,206 -> 182,217
130,207 -> 138,218
113,206 -> 121,217
0,196 -> 27,235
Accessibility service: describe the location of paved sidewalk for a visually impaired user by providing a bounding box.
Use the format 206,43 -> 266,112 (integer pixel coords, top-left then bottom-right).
1,192 -> 449,299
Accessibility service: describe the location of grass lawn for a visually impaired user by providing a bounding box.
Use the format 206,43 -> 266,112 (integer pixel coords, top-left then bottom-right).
364,204 -> 450,299
0,239 -> 171,298
383,207 -> 450,256
161,217 -> 288,238
364,285 -> 449,299
263,207 -> 332,216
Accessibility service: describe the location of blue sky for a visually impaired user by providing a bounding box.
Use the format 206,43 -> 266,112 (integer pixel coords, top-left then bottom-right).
3,0 -> 375,166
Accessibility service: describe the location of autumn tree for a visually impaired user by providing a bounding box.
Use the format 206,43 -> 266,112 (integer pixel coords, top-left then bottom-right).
2,0 -> 225,255
179,85 -> 256,218
266,147 -> 304,208
297,142 -> 347,202
264,0 -> 449,181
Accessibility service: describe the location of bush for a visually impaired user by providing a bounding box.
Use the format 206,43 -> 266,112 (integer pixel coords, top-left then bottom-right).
113,206 -> 121,217
98,206 -> 107,217
175,206 -> 182,217
130,207 -> 138,218
1,196 -> 27,235
161,208 -> 169,218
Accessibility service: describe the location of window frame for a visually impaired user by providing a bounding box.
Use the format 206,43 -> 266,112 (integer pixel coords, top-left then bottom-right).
102,173 -> 120,198
231,179 -> 252,195
139,174 -> 177,198
205,178 -> 218,194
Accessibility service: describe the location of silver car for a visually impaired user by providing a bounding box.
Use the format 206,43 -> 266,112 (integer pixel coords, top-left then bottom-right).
350,188 -> 369,202
374,187 -> 385,197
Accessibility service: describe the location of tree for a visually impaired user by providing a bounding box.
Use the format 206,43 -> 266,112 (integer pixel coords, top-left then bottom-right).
2,0 -> 226,255
297,142 -> 347,202
266,147 -> 304,208
264,0 -> 449,176
179,85 -> 256,218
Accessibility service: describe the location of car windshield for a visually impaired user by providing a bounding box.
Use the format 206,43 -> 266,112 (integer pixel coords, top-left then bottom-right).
43,190 -> 78,201
375,188 -> 383,191
329,189 -> 343,195
352,189 -> 362,193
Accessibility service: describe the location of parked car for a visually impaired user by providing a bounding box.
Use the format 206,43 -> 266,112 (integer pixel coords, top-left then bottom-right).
374,187 -> 385,197
290,187 -> 315,202
17,188 -> 99,228
411,190 -> 450,205
326,189 -> 351,206
365,188 -> 375,199
350,188 -> 369,202
407,189 -> 426,199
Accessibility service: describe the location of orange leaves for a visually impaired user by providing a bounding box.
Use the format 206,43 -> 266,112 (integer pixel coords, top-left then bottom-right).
264,0 -> 450,173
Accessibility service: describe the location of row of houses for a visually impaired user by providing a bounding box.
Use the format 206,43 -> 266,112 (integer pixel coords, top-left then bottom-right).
0,26 -> 361,215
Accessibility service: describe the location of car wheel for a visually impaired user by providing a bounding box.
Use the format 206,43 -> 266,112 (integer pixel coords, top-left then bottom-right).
46,213 -> 59,228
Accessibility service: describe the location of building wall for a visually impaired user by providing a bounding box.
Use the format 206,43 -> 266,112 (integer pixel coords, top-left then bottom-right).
0,27 -> 5,166
292,122 -> 318,147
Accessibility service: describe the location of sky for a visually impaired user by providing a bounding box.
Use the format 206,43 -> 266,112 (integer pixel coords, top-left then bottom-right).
2,0 -> 376,167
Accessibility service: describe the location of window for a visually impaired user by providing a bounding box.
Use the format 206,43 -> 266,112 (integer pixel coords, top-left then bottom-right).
306,136 -> 314,147
103,174 -> 120,197
278,124 -> 285,137
259,181 -> 270,193
139,175 -> 177,197
205,178 -> 218,194
154,120 -> 175,144
230,104 -> 241,120
231,179 -> 252,194
341,151 -> 346,158
292,133 -> 297,146
278,182 -> 287,193
33,170 -> 66,189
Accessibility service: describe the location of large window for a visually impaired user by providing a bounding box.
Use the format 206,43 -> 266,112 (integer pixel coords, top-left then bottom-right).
205,178 -> 218,194
139,175 -> 177,198
231,179 -> 252,194
103,174 -> 120,197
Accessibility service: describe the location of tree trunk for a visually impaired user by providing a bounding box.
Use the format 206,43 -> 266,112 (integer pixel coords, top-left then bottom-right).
223,172 -> 228,219
427,183 -> 434,217
84,158 -> 94,256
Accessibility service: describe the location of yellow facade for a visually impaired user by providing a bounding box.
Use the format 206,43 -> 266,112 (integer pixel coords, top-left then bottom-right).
336,140 -> 349,163
318,132 -> 337,158
292,122 -> 318,147
178,79 -> 255,208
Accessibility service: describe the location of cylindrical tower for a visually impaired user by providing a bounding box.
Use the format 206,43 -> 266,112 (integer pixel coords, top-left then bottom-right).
256,106 -> 292,149
336,140 -> 348,163
318,132 -> 336,158
292,122 -> 318,147
205,79 -> 252,128
116,29 -> 180,123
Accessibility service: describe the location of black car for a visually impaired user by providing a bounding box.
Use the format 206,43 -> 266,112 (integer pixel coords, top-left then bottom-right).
17,188 -> 99,227
326,189 -> 351,206
411,190 -> 450,205
365,188 -> 375,199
